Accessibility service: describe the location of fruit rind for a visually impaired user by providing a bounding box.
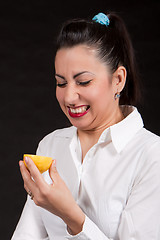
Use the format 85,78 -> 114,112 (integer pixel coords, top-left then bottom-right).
23,154 -> 52,173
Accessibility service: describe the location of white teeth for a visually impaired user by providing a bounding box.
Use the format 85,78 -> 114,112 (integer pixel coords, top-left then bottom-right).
70,106 -> 88,114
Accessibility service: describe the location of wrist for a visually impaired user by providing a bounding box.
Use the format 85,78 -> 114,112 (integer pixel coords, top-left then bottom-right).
63,204 -> 85,235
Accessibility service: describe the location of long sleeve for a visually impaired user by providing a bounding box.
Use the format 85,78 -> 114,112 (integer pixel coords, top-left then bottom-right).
66,215 -> 112,240
11,196 -> 48,240
117,142 -> 160,239
11,109 -> 160,239
66,142 -> 160,240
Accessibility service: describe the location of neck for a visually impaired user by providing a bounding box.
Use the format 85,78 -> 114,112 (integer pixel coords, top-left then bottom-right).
78,106 -> 124,142
77,106 -> 124,162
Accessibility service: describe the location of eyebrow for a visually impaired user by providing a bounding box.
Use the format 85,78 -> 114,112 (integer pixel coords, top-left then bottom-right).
55,71 -> 94,79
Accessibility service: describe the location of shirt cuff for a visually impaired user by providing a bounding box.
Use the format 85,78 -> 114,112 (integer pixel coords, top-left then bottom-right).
65,215 -> 110,240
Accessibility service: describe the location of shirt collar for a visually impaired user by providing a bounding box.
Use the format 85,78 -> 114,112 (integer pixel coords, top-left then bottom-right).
99,106 -> 144,153
57,106 -> 144,154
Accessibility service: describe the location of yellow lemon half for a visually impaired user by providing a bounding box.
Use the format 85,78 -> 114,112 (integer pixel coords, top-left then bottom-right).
23,154 -> 52,173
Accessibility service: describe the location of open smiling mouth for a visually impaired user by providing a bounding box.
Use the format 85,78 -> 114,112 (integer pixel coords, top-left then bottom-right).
68,105 -> 90,118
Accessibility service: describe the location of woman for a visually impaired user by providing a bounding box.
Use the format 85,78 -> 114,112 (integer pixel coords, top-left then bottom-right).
12,12 -> 160,239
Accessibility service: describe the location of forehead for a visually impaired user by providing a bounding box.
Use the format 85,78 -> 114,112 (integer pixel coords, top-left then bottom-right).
55,45 -> 107,72
55,45 -> 96,61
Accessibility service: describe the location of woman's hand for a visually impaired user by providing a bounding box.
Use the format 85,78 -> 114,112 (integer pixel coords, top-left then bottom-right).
19,157 -> 85,235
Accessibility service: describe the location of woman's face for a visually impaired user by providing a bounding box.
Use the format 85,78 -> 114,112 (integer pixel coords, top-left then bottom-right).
55,45 -> 121,131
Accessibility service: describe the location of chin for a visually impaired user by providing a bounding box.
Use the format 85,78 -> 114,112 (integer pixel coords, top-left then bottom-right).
66,112 -> 93,131
71,121 -> 92,131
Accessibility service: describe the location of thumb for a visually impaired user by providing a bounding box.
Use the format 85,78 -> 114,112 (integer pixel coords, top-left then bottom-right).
49,159 -> 58,182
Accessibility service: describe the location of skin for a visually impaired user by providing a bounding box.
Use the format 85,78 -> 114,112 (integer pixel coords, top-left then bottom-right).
19,44 -> 126,235
55,45 -> 126,159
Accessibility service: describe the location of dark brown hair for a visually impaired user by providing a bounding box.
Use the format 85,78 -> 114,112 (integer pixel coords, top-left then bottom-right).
55,12 -> 141,105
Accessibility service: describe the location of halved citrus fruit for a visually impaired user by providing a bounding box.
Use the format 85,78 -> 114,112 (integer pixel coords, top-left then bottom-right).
23,154 -> 52,173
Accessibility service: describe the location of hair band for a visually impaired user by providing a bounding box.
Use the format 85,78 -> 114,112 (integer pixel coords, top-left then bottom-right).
92,12 -> 110,26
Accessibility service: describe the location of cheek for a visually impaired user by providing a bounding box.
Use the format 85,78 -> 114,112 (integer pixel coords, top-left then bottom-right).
89,84 -> 113,105
56,89 -> 64,107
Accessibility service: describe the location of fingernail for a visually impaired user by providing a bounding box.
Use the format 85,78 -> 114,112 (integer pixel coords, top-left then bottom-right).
25,157 -> 29,163
53,159 -> 56,166
19,161 -> 23,167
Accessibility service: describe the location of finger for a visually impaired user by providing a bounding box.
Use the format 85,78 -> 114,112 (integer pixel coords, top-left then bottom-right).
49,159 -> 58,183
19,161 -> 30,193
24,157 -> 46,188
19,160 -> 36,194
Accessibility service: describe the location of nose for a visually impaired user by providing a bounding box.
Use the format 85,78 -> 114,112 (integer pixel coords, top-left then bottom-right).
64,84 -> 79,106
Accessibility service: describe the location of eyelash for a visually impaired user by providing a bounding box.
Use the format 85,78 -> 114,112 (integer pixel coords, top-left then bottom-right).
56,83 -> 67,88
56,80 -> 92,88
77,80 -> 92,86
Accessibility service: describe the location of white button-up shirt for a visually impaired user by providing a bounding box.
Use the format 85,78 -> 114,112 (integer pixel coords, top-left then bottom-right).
12,106 -> 160,240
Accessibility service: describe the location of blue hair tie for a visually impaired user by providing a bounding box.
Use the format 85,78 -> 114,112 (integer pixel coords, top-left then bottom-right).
92,13 -> 110,26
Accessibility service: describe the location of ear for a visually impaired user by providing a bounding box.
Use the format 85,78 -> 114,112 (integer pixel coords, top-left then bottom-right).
112,66 -> 127,92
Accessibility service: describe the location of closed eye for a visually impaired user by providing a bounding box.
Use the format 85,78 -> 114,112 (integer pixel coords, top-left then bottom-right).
77,80 -> 92,86
56,82 -> 67,88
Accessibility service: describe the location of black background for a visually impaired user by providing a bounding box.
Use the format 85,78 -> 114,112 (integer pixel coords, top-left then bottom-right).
0,0 -> 160,239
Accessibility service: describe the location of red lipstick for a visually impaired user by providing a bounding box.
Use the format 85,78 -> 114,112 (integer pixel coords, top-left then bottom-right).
68,106 -> 90,118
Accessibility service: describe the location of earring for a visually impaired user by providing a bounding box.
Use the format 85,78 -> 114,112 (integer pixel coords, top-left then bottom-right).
114,92 -> 121,100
